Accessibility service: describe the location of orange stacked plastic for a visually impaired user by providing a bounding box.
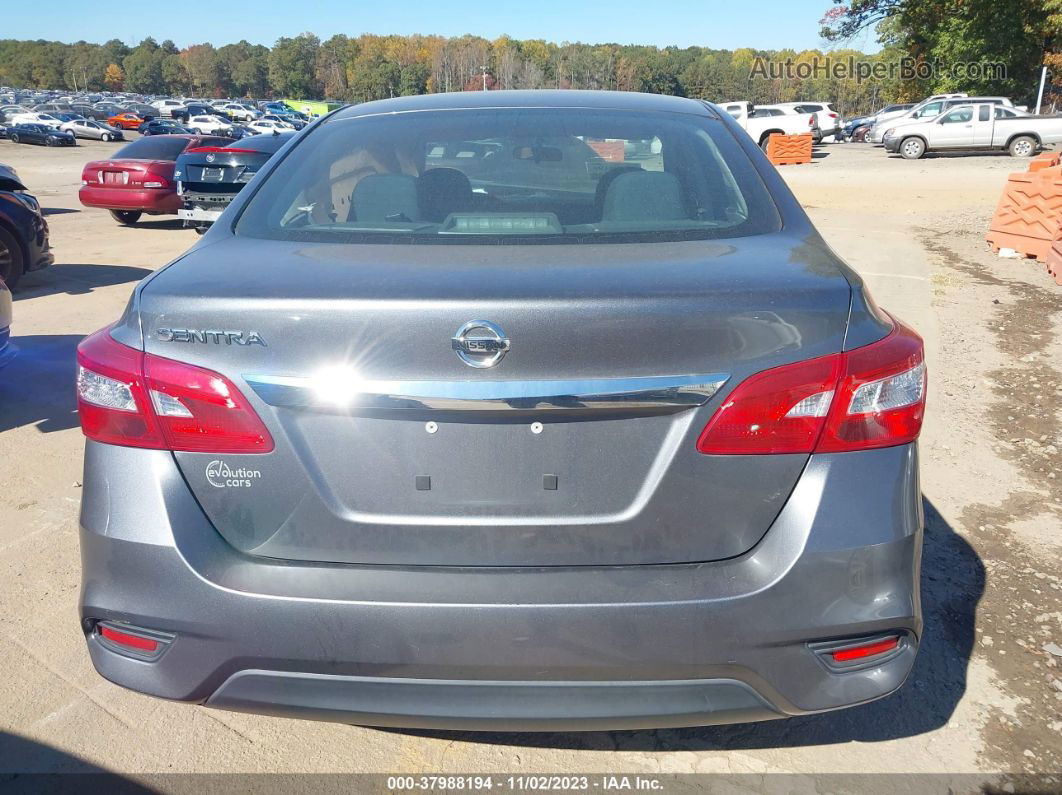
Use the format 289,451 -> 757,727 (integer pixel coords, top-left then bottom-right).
985,164 -> 1062,262
766,133 -> 813,166
1046,235 -> 1062,285
1027,152 -> 1061,173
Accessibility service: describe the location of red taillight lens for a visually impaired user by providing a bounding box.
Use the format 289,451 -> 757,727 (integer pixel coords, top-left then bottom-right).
817,321 -> 925,452
697,318 -> 925,455
696,354 -> 842,454
77,326 -> 273,453
830,636 -> 899,662
98,625 -> 159,653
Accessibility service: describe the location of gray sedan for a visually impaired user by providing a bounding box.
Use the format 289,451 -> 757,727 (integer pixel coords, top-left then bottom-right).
75,90 -> 927,731
59,118 -> 123,142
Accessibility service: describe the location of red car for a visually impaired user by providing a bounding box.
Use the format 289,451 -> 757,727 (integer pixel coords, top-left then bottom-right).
106,113 -> 146,130
79,134 -> 234,225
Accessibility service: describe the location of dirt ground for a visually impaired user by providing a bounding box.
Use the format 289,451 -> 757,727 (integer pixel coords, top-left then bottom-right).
0,135 -> 1059,787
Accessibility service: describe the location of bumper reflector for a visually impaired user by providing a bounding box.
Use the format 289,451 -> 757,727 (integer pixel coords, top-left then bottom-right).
95,621 -> 174,660
830,636 -> 900,663
99,625 -> 158,652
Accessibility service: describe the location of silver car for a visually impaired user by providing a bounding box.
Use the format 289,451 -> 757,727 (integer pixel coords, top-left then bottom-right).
77,91 -> 927,731
60,118 -> 124,142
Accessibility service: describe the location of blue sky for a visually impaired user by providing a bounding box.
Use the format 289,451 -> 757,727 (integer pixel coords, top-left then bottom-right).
4,0 -> 880,52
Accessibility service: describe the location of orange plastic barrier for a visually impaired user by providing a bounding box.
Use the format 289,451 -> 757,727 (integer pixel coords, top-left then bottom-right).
1028,152 -> 1061,172
985,165 -> 1062,262
1046,238 -> 1062,285
587,141 -> 625,162
766,133 -> 813,166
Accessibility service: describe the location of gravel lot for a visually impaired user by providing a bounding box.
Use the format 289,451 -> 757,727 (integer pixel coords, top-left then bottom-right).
0,135 -> 1059,787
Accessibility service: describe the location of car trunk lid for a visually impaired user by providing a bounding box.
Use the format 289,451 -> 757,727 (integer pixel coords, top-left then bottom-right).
137,233 -> 852,567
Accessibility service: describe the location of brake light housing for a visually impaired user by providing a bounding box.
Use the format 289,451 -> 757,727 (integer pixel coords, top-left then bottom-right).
77,326 -> 273,453
697,318 -> 925,455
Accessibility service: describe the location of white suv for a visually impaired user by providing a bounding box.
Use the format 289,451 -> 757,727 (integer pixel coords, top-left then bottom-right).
222,103 -> 261,122
776,102 -> 843,141
186,115 -> 234,135
151,99 -> 185,118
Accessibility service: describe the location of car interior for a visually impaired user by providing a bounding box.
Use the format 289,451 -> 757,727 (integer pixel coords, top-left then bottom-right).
247,110 -> 774,241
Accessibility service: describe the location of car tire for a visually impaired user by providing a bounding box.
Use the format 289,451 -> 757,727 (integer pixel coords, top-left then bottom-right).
110,210 -> 142,226
1008,136 -> 1037,158
191,128 -> 202,135
101,133 -> 111,142
45,137 -> 55,147
0,225 -> 25,289
9,134 -> 18,144
193,225 -> 207,236
899,137 -> 925,160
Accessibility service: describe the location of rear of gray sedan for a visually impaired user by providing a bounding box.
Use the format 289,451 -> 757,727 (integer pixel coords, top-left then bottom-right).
76,91 -> 926,730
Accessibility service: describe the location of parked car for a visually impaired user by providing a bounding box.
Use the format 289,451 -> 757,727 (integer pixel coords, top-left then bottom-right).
7,123 -> 76,146
139,118 -> 192,136
123,103 -> 157,121
719,101 -> 820,148
221,103 -> 261,122
868,95 -> 1016,143
225,124 -> 257,140
0,274 -> 12,368
10,111 -> 64,129
259,114 -> 298,129
75,90 -> 927,731
79,134 -> 234,225
244,119 -> 293,134
775,102 -> 843,140
175,131 -> 295,232
173,104 -> 233,124
849,124 -> 873,142
106,113 -> 146,130
151,99 -> 185,118
92,102 -> 127,118
60,118 -> 124,142
842,105 -> 915,141
185,115 -> 235,136
883,102 -> 1062,159
0,164 -> 53,288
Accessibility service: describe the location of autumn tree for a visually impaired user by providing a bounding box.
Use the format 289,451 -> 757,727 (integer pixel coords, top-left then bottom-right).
102,62 -> 124,89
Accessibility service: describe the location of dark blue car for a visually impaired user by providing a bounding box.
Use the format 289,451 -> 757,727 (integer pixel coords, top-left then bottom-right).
0,165 -> 54,288
7,123 -> 76,147
139,118 -> 192,136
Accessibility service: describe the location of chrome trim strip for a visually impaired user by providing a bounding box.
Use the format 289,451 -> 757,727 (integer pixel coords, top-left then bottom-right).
244,373 -> 728,412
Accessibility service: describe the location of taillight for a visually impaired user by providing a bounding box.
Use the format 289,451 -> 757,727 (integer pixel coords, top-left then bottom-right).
697,318 -> 925,455
77,326 -> 273,453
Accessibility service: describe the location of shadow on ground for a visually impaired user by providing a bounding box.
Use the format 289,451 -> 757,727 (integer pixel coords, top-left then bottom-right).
40,207 -> 79,216
15,263 -> 151,300
0,732 -> 150,790
0,334 -> 82,433
388,499 -> 983,751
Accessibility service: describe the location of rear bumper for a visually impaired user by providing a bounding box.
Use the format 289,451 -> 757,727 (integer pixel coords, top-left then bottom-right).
79,186 -> 182,214
79,442 -> 923,730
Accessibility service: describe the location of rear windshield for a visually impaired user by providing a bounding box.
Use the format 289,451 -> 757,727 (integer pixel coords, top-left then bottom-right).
235,107 -> 780,245
114,136 -> 191,160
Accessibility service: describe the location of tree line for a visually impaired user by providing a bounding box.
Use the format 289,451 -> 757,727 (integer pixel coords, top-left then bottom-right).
0,17 -> 1057,118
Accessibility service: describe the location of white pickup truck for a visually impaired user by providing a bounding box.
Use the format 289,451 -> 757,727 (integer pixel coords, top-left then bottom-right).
883,102 -> 1062,159
718,101 -> 820,149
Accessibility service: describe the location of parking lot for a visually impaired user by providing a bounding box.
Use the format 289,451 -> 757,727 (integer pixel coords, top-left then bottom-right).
0,136 -> 1059,781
